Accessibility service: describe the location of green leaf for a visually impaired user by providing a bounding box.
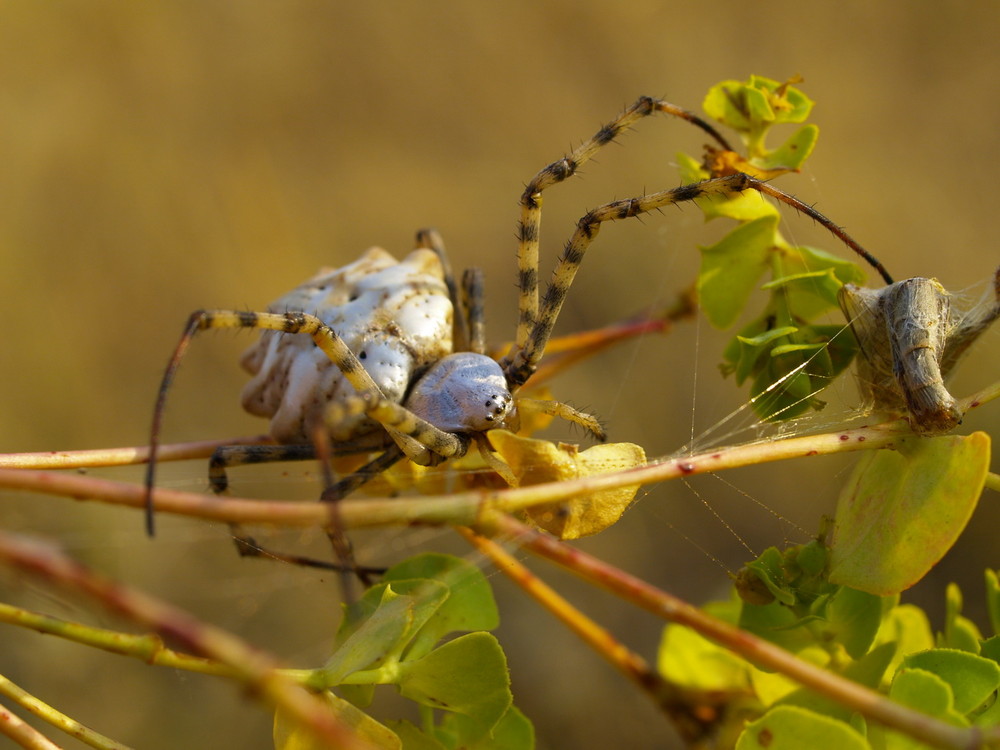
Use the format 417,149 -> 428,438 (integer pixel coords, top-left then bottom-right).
396,632 -> 512,741
749,360 -> 815,421
738,326 -> 801,349
702,77 -> 814,131
828,433 -> 991,595
901,649 -> 1000,715
754,124 -> 819,171
657,622 -> 751,691
698,215 -> 778,328
769,245 -> 866,321
788,244 -> 868,286
778,642 -> 897,724
736,705 -> 869,750
981,636 -> 1000,669
273,691 -> 401,750
986,570 -> 1000,637
676,151 -> 708,184
872,604 -> 935,684
827,586 -> 884,660
323,585 -> 432,686
742,547 -> 798,606
869,665 -> 979,750
763,268 -> 843,320
940,582 -> 982,653
702,79 -> 766,131
723,322 -> 799,385
794,540 -> 828,578
383,553 -> 500,660
739,598 -> 818,656
386,720 -> 448,750
434,707 -> 534,750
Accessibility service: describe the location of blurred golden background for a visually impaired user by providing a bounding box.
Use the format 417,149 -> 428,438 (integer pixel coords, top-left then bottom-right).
1,2 -> 999,748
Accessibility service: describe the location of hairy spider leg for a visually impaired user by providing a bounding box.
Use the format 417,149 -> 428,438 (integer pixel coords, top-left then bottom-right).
515,97 -> 734,350
505,172 -> 894,389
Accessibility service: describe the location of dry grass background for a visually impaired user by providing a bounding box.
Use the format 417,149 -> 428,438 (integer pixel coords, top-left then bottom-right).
1,2 -> 999,748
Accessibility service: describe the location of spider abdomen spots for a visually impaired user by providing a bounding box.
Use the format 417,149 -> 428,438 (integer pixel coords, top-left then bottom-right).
239,247 -> 452,443
405,352 -> 515,433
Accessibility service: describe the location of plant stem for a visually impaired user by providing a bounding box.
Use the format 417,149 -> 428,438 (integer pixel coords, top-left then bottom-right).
0,435 -> 269,470
0,603 -> 234,678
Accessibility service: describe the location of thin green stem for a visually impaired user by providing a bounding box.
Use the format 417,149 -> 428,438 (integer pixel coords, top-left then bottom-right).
985,472 -> 1000,494
0,603 -> 234,678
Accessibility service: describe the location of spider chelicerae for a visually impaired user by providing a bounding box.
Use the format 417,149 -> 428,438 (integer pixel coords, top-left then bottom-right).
144,95 -> 913,576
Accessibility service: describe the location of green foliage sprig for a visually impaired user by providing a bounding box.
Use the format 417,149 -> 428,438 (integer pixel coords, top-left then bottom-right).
683,76 -> 866,421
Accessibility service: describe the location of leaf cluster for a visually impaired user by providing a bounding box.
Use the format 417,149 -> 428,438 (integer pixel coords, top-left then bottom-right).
275,553 -> 533,750
662,555 -> 1000,749
684,76 -> 866,420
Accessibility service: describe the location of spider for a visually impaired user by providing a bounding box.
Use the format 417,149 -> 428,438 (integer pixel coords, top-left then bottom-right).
144,96 -> 900,558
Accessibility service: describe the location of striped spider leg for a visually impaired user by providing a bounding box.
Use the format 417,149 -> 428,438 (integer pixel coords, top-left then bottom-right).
499,96 -> 893,389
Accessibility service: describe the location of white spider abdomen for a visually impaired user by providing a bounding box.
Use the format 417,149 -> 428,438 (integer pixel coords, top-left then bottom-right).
405,352 -> 515,433
240,246 -> 453,443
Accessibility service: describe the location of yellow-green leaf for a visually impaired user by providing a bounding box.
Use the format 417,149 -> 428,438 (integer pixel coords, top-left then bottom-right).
488,430 -> 645,539
273,691 -> 401,750
736,705 -> 869,750
828,433 -> 990,595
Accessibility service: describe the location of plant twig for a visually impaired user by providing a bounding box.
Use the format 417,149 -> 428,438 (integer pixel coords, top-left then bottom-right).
0,673 -> 132,750
0,436 -> 270,470
0,700 -> 63,750
0,603 -> 233,678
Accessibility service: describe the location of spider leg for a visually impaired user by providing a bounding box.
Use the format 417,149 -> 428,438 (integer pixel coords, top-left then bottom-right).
319,444 -> 406,502
461,268 -> 487,355
207,443 -> 333,582
207,437 -> 390,493
517,398 -> 606,442
207,441 -> 403,588
208,443 -> 318,494
416,228 -> 471,352
145,309 -> 390,535
515,97 -> 733,350
506,173 -> 893,387
326,392 -> 470,464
